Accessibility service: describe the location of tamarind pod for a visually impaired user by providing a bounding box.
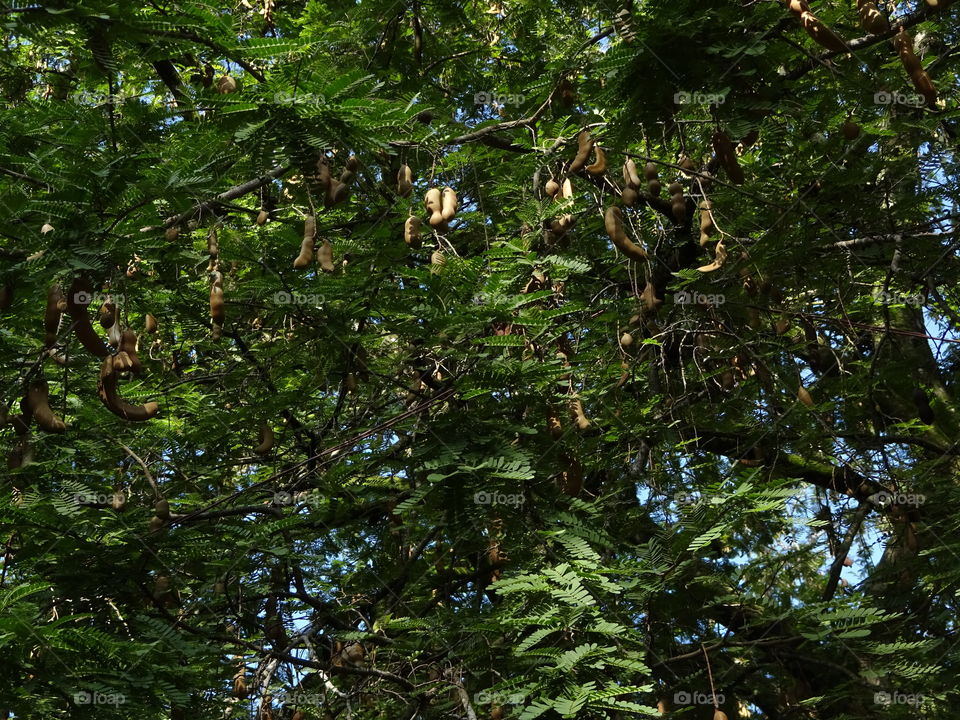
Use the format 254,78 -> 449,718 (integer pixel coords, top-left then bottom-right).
711,131 -> 745,185
622,187 -> 639,207
293,237 -> 315,269
339,169 -> 355,185
603,207 -> 647,261
560,178 -> 574,199
799,11 -> 849,53
98,297 -> 117,329
856,0 -> 889,34
641,281 -> 661,312
210,285 -> 225,324
424,188 -> 444,226
315,156 -> 331,199
797,385 -> 814,407
404,216 -> 422,248
232,674 -> 248,699
148,515 -> 165,533
696,238 -> 728,273
910,68 -> 938,107
699,200 -> 715,246
714,712 -> 729,720
252,422 -> 275,454
647,179 -> 662,196
441,187 -> 458,221
118,330 -> 143,375
44,284 -> 65,347
547,414 -> 563,440
329,180 -> 350,205
672,199 -> 687,223
217,75 -> 237,94
667,182 -> 683,197
620,332 -> 634,347
585,145 -> 607,176
925,0 -> 954,7
345,154 -> 360,172
317,238 -> 335,273
145,313 -> 157,334
397,164 -> 413,197
784,0 -> 808,13
841,120 -> 861,140
644,162 -> 659,182
155,499 -> 170,520
66,278 -> 110,358
107,321 -> 122,347
23,381 -> 66,433
256,209 -> 269,225
97,355 -> 160,421
207,227 -> 219,256
210,270 -> 223,290
545,178 -> 561,198
569,397 -> 591,430
568,130 -> 593,173
624,158 -> 642,187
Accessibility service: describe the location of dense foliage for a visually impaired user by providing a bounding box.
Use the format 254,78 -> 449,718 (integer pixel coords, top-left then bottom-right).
1,1 -> 959,718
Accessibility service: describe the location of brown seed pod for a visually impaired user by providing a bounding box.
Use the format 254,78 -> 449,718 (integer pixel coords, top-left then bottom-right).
164,226 -> 179,242
66,278 -> 110,358
842,555 -> 854,567
254,423 -> 275,455
317,238 -> 335,273
568,130 -> 593,173
256,209 -> 269,225
404,216 -> 422,248
145,313 -> 158,334
328,180 -> 350,206
714,712 -> 729,720
397,164 -> 413,197
797,384 -> 814,407
210,285 -> 225,325
774,316 -> 791,335
217,75 -> 237,94
841,119 -> 861,140
622,187 -> 639,207
620,332 -> 633,347
799,10 -> 849,53
569,397 -> 591,430
545,178 -> 561,198
155,498 -> 170,520
667,182 -> 683,196
44,284 -> 65,347
557,76 -> 577,106
585,145 -> 607,176
41,222 -> 55,234
696,238 -> 728,272
148,515 -> 165,533
107,321 -> 122,348
98,355 -> 160,421
909,67 -> 938,108
232,673 -> 249,699
547,413 -> 563,440
604,207 -> 647,262
115,329 -> 143,375
345,154 -> 360,172
784,0 -> 809,12
23,380 -> 66,433
424,188 -> 444,227
294,237 -> 315,269
712,131 -> 745,185
699,200 -> 715,246
207,227 -> 219,256
561,177 -> 574,199
641,281 -> 661,312
550,214 -> 577,238
647,179 -> 662,196
624,158 -> 642,188
441,187 -> 458,222
857,0 -> 889,34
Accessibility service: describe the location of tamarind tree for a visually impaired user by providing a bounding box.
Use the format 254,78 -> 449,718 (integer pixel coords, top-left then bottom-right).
1,0 -> 958,718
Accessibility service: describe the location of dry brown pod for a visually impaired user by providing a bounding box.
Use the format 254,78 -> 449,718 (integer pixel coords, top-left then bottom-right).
712,131 -> 745,185
256,209 -> 269,225
232,673 -> 249,699
841,119 -> 861,140
424,188 -> 444,227
624,158 -> 642,187
797,384 -> 814,407
714,712 -> 729,720
545,178 -> 561,198
696,238 -> 728,272
404,216 -> 422,248
107,321 -> 122,348
66,278 -> 110,358
98,355 -> 160,421
217,75 -> 237,94
799,10 -> 849,53
441,187 -> 458,222
207,227 -> 219,256
164,225 -> 179,243
856,0 -> 889,34
317,238 -> 335,273
547,413 -> 563,440
910,67 -> 938,107
647,179 -> 662,196
44,284 -> 65,347
604,207 -> 647,261
569,396 -> 591,430
569,130 -> 593,173
23,381 -> 66,433
641,281 -> 661,312
327,180 -> 350,206
620,332 -> 633,347
254,423 -> 275,455
145,313 -> 158,334
293,236 -> 315,269
155,498 -> 170,521
115,329 -> 143,375
785,0 -> 809,12
699,199 -> 715,246
644,162 -> 658,181
585,145 -> 607,176
397,164 -> 413,197
560,177 -> 574,199
210,285 -> 225,325
148,515 -> 165,533
97,296 -> 116,329
622,187 -> 639,207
